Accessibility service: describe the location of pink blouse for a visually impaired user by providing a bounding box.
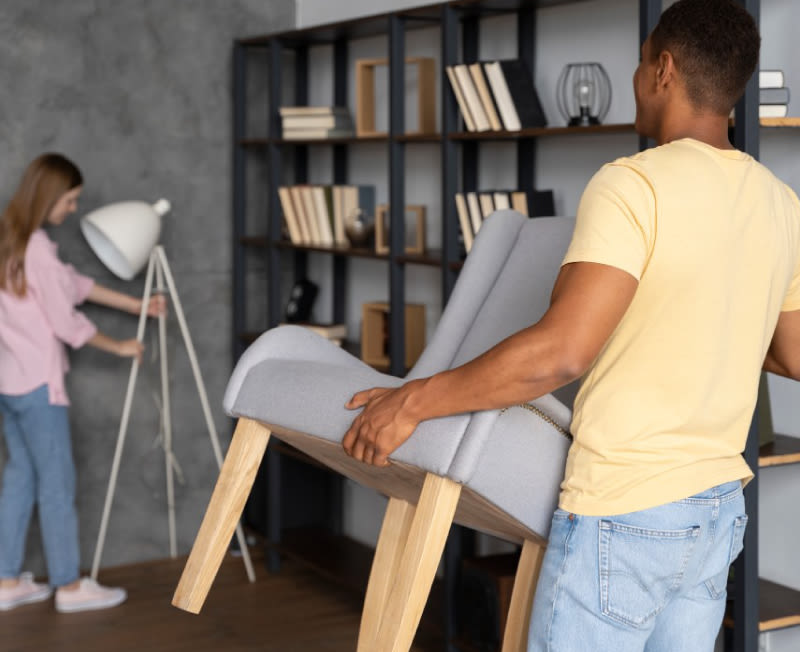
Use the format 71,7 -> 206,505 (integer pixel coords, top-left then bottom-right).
0,229 -> 96,405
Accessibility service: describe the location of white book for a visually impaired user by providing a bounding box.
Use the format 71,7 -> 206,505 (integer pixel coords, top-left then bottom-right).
483,61 -> 521,131
759,104 -> 788,118
759,70 -> 785,89
466,192 -> 483,235
454,193 -> 474,253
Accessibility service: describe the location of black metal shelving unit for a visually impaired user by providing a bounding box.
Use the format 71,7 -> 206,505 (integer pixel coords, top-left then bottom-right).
230,1 -> 798,650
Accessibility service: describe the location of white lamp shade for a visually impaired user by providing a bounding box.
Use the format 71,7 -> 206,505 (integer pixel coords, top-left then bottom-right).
80,199 -> 169,280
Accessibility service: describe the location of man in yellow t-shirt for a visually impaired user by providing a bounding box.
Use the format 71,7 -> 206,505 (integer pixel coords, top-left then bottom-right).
341,0 -> 800,649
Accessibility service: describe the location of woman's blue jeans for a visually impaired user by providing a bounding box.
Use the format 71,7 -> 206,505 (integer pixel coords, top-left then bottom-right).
0,384 -> 80,587
528,481 -> 747,652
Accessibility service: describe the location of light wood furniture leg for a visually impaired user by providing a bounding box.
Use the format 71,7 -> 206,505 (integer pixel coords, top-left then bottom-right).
373,473 -> 462,652
501,539 -> 546,652
358,497 -> 416,651
172,418 -> 270,613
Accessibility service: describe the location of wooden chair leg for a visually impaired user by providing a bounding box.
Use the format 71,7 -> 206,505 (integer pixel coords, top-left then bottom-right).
172,418 -> 271,614
373,473 -> 462,652
357,497 -> 416,651
501,539 -> 546,652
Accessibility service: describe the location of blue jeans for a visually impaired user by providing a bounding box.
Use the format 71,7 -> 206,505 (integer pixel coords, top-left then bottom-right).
528,481 -> 747,652
0,385 -> 80,587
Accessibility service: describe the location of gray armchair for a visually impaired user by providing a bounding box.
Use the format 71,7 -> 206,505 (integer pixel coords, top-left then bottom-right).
173,212 -> 576,652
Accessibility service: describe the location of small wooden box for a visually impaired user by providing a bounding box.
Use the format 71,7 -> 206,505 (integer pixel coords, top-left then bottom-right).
374,204 -> 426,255
361,302 -> 425,370
355,57 -> 436,137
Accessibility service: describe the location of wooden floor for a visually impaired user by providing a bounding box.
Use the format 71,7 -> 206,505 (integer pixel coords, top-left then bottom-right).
2,549 -> 444,652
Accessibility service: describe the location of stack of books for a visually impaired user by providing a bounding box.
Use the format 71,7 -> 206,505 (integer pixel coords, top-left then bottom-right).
279,106 -> 354,139
454,189 -> 555,253
759,70 -> 790,119
445,59 -> 547,132
278,184 -> 375,247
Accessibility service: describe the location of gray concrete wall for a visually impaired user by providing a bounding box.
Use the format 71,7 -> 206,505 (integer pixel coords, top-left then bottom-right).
0,0 -> 294,576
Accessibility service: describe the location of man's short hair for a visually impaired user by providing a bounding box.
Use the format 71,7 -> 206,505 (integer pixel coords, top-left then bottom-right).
650,0 -> 760,114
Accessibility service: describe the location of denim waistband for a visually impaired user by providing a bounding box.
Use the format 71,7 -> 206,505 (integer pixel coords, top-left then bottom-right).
677,480 -> 743,505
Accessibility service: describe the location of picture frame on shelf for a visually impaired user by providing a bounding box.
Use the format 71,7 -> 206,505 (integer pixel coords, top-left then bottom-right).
355,57 -> 436,137
361,301 -> 425,370
374,204 -> 426,255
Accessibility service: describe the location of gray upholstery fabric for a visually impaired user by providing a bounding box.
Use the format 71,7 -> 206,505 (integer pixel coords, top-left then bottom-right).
225,211 -> 577,534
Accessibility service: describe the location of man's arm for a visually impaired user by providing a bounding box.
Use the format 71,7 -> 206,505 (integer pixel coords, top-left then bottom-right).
764,309 -> 800,380
342,261 -> 639,466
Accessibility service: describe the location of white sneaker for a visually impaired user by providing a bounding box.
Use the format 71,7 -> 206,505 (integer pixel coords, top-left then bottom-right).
55,578 -> 127,613
0,572 -> 53,610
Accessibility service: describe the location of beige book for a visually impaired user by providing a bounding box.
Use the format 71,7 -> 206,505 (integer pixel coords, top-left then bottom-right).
469,63 -> 502,131
331,186 -> 348,246
478,193 -> 495,219
277,187 -> 302,244
454,193 -> 474,253
289,186 -> 312,244
454,64 -> 490,131
510,191 -> 530,216
493,192 -> 511,210
312,186 -> 335,246
445,66 -> 477,132
466,192 -> 483,235
299,186 -> 322,245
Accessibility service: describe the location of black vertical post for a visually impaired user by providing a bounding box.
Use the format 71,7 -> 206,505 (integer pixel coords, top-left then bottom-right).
462,16 -> 479,194
517,7 -> 536,191
388,15 -> 406,377
294,46 -> 310,283
333,38 -> 349,328
730,4 -> 761,651
265,39 -> 284,573
638,0 -> 661,152
232,42 -> 247,362
441,5 -> 459,301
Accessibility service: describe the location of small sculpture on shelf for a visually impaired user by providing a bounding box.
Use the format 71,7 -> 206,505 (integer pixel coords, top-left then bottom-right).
344,207 -> 375,248
556,62 -> 612,126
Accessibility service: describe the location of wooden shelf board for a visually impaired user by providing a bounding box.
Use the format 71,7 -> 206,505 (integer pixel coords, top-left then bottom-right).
274,240 -> 389,260
396,132 -> 442,143
450,123 -> 636,140
759,434 -> 800,467
397,248 -> 444,267
452,0 -> 593,14
725,579 -> 800,632
760,117 -> 800,128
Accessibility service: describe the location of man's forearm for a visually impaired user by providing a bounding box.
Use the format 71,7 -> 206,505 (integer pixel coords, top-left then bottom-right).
406,323 -> 581,423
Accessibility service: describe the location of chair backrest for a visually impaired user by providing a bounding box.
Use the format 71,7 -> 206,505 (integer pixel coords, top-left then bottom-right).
409,211 -> 575,378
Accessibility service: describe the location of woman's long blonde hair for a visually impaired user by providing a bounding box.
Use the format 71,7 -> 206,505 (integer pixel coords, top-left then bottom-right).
0,153 -> 83,296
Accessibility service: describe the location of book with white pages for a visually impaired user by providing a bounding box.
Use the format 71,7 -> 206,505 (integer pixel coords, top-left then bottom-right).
468,63 -> 502,131
446,66 -> 477,132
759,104 -> 789,118
465,192 -> 483,235
454,193 -> 474,253
453,64 -> 491,131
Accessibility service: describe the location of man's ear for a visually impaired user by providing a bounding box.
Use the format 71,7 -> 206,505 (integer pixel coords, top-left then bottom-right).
656,50 -> 677,89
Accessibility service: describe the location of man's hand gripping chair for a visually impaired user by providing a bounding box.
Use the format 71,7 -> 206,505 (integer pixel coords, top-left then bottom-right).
172,212 -> 576,651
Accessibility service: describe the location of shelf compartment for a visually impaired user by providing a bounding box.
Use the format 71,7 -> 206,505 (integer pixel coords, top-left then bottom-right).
759,434 -> 800,467
724,579 -> 800,632
450,123 -> 636,140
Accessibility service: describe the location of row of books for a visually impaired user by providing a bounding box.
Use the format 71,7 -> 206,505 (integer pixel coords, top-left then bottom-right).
455,189 -> 555,253
759,69 -> 790,119
278,184 -> 375,247
445,59 -> 547,133
279,106 -> 355,140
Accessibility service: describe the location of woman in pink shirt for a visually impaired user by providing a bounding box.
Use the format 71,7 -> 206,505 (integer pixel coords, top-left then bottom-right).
0,153 -> 165,613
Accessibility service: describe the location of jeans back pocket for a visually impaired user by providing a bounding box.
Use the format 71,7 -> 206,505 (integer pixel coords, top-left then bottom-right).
706,514 -> 748,599
599,520 -> 700,628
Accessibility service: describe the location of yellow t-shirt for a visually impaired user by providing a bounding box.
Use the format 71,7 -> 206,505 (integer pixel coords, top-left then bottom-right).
559,138 -> 800,516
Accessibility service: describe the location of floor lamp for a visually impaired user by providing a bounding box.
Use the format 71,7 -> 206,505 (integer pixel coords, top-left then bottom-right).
81,199 -> 255,583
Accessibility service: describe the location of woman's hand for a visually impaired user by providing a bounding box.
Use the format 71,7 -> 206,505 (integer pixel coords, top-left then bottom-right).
116,338 -> 144,364
141,293 -> 167,318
